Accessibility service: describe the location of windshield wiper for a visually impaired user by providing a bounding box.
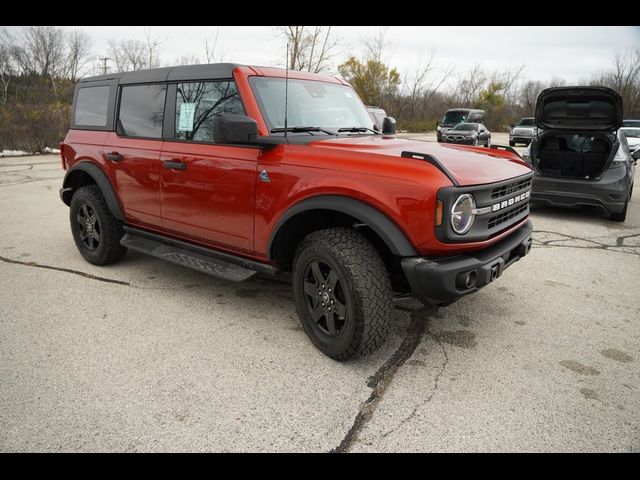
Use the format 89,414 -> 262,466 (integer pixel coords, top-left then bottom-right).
337,127 -> 380,134
270,126 -> 336,135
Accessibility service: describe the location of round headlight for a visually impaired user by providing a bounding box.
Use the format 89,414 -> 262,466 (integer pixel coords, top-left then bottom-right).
451,194 -> 475,234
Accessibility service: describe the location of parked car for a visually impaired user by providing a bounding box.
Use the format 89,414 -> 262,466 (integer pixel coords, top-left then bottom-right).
441,123 -> 491,147
620,126 -> 640,150
366,105 -> 387,131
529,86 -> 637,222
60,63 -> 533,360
436,108 -> 485,142
509,117 -> 537,146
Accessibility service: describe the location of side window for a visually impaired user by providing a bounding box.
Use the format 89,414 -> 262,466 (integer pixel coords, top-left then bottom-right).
118,84 -> 166,138
75,86 -> 110,127
175,81 -> 244,142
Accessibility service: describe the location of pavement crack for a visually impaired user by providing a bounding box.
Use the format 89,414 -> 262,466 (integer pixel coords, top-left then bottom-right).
533,229 -> 640,257
380,330 -> 449,439
330,308 -> 428,453
0,255 -> 130,286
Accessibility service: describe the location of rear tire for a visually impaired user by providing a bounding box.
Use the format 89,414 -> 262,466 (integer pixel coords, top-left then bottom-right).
610,192 -> 630,222
292,228 -> 392,361
70,185 -> 127,265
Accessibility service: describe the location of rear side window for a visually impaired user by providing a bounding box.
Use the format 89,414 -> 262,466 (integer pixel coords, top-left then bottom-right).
75,86 -> 110,127
175,81 -> 244,142
118,84 -> 166,138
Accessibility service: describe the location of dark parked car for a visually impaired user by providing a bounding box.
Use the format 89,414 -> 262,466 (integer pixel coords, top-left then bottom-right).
529,86 -> 637,222
437,108 -> 485,142
509,117 -> 538,146
441,123 -> 491,147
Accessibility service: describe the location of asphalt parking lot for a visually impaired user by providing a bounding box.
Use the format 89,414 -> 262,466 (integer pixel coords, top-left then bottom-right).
1,139 -> 639,452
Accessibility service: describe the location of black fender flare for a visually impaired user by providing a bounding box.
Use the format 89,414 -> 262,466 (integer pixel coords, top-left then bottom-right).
61,162 -> 124,221
267,195 -> 418,259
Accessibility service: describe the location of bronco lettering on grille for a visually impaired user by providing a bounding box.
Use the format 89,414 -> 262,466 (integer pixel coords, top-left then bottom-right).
491,191 -> 530,212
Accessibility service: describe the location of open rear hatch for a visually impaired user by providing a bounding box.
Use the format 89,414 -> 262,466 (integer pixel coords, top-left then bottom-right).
533,87 -> 623,179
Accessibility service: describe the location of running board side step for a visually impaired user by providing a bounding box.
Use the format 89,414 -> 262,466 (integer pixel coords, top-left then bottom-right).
121,228 -> 276,282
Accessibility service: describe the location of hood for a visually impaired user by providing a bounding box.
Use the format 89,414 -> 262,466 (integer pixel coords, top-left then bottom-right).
308,135 -> 531,186
535,86 -> 622,131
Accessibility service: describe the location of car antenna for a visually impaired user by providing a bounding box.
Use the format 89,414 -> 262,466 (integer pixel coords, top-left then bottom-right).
284,42 -> 289,141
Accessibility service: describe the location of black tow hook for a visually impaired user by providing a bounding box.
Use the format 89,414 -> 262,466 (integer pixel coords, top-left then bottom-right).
519,238 -> 533,257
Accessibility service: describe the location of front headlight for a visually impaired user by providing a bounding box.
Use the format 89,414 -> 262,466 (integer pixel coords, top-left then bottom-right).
437,126 -> 442,132
451,194 -> 475,234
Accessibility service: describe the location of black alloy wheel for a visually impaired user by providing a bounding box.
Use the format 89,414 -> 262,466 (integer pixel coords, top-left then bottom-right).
302,259 -> 349,337
76,203 -> 101,251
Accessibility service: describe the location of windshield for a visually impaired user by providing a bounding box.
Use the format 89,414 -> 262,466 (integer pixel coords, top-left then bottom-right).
516,118 -> 535,126
441,111 -> 468,125
249,77 -> 374,134
621,128 -> 640,138
452,123 -> 478,131
622,120 -> 640,128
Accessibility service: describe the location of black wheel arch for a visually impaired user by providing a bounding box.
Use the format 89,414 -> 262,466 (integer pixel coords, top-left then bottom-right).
267,195 -> 418,268
61,162 -> 124,221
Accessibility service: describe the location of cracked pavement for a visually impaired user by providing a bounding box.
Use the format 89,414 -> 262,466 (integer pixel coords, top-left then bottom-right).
1,152 -> 639,452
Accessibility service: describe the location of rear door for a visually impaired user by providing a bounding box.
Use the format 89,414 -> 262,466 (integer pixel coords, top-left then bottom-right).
159,80 -> 258,254
106,83 -> 167,228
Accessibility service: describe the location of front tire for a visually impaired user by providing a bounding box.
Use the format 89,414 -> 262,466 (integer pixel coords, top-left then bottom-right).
292,228 -> 392,361
69,185 -> 127,265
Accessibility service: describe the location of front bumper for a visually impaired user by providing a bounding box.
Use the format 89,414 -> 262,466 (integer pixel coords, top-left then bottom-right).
443,137 -> 475,145
402,220 -> 533,306
510,135 -> 533,144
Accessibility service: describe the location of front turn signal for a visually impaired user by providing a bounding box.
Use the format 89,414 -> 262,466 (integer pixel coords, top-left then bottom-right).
435,200 -> 443,227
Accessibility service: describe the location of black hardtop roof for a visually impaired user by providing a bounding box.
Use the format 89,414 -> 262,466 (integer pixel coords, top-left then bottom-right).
445,108 -> 484,112
79,63 -> 244,85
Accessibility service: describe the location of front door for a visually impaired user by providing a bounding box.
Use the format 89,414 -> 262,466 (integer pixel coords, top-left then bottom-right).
159,80 -> 257,254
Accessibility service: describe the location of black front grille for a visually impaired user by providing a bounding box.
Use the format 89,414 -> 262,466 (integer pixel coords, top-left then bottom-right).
488,203 -> 528,229
491,178 -> 531,199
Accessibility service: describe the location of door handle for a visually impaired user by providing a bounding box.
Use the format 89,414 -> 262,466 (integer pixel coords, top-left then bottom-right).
104,152 -> 123,162
163,160 -> 187,171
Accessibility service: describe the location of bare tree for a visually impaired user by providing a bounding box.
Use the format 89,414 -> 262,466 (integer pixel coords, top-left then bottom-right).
108,38 -> 160,72
277,26 -> 338,73
601,48 -> 640,117
518,80 -> 546,115
4,26 -> 64,77
363,27 -> 389,63
452,64 -> 486,107
64,29 -> 92,81
203,29 -> 221,63
174,54 -> 201,66
144,27 -> 165,70
399,50 -> 452,120
0,42 -> 13,106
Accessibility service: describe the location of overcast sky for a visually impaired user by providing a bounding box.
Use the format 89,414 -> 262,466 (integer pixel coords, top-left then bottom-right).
8,26 -> 640,86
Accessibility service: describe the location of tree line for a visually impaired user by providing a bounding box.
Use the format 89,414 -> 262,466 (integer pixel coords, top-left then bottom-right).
1,26 -> 639,153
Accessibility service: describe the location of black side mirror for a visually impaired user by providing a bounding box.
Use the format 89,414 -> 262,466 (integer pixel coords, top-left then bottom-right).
213,114 -> 258,144
632,149 -> 640,161
382,116 -> 396,135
